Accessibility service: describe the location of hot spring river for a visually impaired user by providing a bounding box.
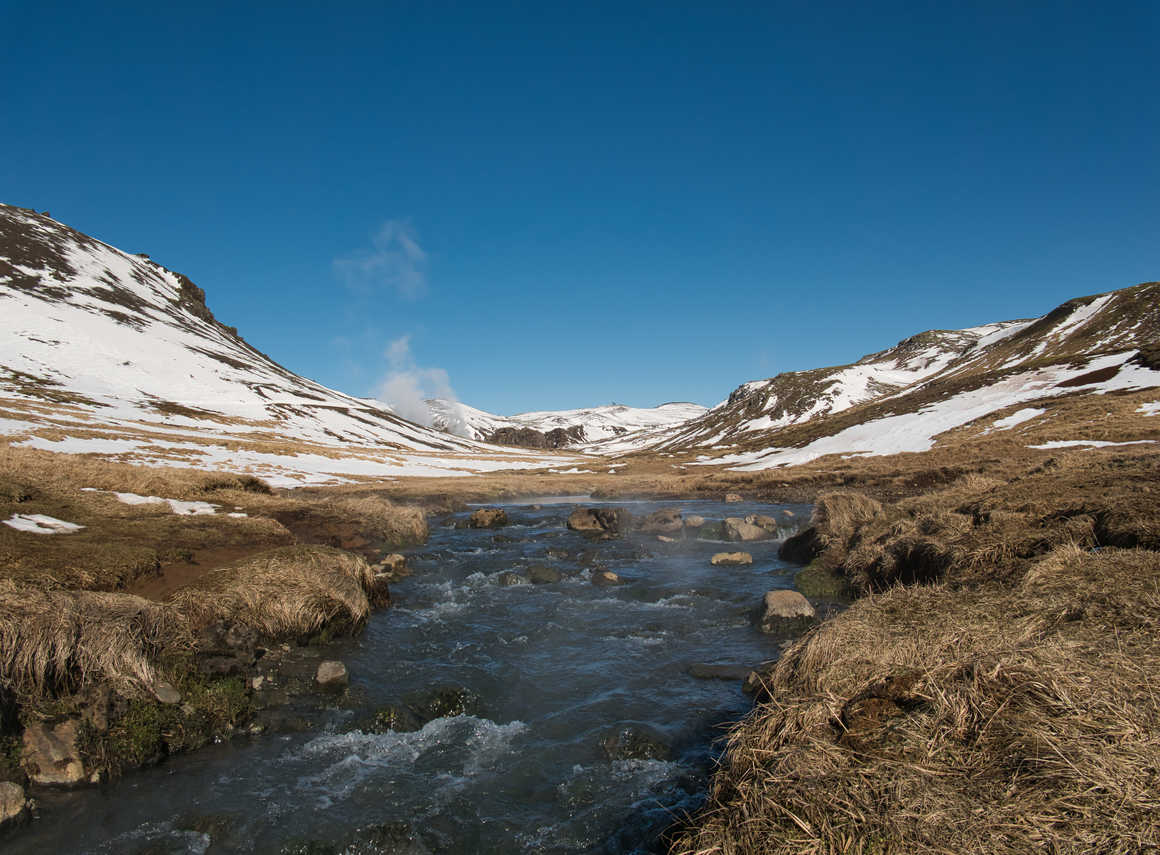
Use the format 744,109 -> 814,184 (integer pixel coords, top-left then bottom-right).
9,498 -> 812,854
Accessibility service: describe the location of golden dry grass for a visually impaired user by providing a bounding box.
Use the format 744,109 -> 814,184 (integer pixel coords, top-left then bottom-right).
0,579 -> 189,701
669,546 -> 1160,855
170,545 -> 375,640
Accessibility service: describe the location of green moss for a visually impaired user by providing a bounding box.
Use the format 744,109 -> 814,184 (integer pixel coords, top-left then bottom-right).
0,733 -> 22,783
83,672 -> 255,778
794,560 -> 855,600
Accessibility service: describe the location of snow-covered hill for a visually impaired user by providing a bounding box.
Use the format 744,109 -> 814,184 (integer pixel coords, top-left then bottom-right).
650,282 -> 1160,469
0,204 -> 571,484
426,398 -> 707,446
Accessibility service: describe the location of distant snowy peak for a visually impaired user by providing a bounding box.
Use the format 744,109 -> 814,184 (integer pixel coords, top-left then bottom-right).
425,398 -> 708,445
654,282 -> 1160,455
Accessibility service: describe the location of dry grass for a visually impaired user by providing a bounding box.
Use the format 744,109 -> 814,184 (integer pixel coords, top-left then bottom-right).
669,545 -> 1160,854
0,579 -> 189,701
170,545 -> 375,640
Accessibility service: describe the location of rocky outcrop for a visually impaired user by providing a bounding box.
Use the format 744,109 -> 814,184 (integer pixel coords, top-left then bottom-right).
485,425 -> 585,449
711,552 -> 753,566
468,508 -> 508,529
755,590 -> 815,634
724,518 -> 770,542
567,507 -> 632,535
22,719 -> 87,786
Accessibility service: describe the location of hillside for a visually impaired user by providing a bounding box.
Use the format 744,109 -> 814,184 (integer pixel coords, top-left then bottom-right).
639,282 -> 1160,469
0,204 -> 570,485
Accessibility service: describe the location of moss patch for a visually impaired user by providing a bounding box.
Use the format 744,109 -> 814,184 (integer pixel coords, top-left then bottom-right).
794,560 -> 854,600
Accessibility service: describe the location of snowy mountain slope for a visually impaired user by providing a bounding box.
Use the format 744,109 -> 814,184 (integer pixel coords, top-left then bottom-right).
426,398 -> 707,445
0,204 -> 572,484
659,282 -> 1160,469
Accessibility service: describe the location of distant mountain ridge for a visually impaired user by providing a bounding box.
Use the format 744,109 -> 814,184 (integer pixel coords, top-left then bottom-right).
425,398 -> 708,447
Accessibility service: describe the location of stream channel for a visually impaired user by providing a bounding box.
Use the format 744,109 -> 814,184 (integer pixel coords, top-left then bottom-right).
9,497 -> 813,854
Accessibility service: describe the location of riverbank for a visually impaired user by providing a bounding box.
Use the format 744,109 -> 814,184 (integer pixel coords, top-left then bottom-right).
667,444 -> 1160,854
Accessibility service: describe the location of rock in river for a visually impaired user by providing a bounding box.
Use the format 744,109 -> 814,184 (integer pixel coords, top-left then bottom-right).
724,517 -> 770,542
600,725 -> 671,761
0,782 -> 28,828
755,590 -> 816,634
527,564 -> 562,584
567,507 -> 631,535
315,660 -> 349,691
711,551 -> 752,566
635,508 -> 683,534
22,719 -> 86,786
468,508 -> 508,529
724,492 -> 744,503
591,570 -> 623,586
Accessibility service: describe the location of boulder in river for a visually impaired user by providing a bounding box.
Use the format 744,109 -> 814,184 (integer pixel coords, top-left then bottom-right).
22,719 -> 87,786
711,551 -> 752,566
635,508 -> 683,534
724,492 -> 744,503
567,507 -> 632,535
591,570 -> 623,586
755,590 -> 816,634
724,517 -> 770,542
468,508 -> 508,529
497,571 -> 530,586
600,724 -> 671,761
0,782 -> 28,828
527,564 -> 562,584
374,553 -> 410,581
315,660 -> 349,691
745,514 -> 781,532
683,515 -> 705,529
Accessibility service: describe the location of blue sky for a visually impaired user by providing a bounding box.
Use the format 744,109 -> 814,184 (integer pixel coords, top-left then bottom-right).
3,1 -> 1157,415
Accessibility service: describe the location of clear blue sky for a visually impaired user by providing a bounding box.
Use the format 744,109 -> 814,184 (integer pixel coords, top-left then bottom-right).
3,1 -> 1157,415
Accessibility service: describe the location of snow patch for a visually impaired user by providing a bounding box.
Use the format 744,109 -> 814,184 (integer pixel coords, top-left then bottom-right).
989,407 -> 1045,431
4,514 -> 85,534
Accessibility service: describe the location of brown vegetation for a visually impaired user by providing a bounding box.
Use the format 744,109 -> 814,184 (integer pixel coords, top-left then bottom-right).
669,444 -> 1160,854
669,545 -> 1160,854
170,545 -> 375,640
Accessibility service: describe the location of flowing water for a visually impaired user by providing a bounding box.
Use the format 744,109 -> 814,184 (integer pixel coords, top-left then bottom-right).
9,498 -> 813,854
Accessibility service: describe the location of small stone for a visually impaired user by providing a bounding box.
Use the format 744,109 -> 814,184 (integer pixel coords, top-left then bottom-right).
711,551 -> 752,566
0,781 -> 28,827
315,660 -> 349,690
154,680 -> 182,705
592,570 -> 622,586
683,515 -> 705,528
724,493 -> 744,503
250,675 -> 265,691
497,571 -> 529,586
657,535 -> 676,543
